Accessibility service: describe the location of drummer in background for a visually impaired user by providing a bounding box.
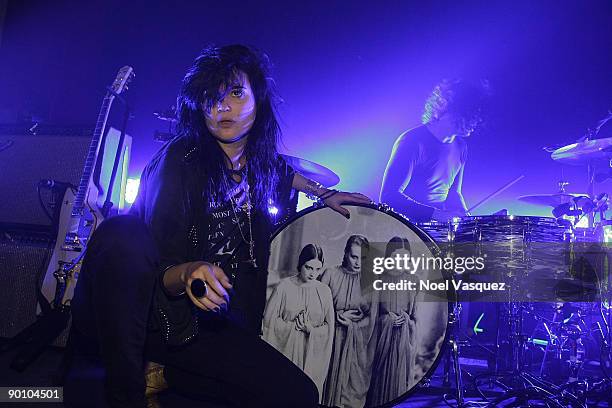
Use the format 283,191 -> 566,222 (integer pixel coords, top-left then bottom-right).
379,78 -> 491,222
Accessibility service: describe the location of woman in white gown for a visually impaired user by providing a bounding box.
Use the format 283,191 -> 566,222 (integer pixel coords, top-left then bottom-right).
366,237 -> 418,406
263,244 -> 335,401
320,235 -> 374,408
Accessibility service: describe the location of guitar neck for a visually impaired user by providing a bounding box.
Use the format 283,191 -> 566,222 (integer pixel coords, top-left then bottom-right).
72,93 -> 115,215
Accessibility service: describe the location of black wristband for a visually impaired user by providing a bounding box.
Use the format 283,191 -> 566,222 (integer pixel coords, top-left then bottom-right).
318,189 -> 339,200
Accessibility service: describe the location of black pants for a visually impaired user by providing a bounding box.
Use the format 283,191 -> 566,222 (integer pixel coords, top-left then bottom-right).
69,215 -> 318,408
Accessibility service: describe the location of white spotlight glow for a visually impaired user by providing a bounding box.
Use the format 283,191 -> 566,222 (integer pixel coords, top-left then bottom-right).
125,177 -> 140,204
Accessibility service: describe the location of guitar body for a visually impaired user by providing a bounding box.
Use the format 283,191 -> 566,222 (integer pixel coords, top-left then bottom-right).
39,179 -> 105,309
40,188 -> 75,310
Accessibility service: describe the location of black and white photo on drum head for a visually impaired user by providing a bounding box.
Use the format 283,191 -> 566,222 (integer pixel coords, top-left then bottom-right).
262,242 -> 335,402
262,205 -> 449,407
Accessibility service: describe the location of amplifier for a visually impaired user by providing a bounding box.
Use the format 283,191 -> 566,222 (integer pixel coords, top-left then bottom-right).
0,124 -> 92,228
0,227 -> 54,339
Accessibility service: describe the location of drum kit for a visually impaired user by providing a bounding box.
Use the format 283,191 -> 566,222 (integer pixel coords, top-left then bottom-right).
413,134 -> 612,407
153,109 -> 612,406
269,139 -> 611,407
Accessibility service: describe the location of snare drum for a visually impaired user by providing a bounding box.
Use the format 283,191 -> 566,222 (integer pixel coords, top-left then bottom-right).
263,204 -> 452,408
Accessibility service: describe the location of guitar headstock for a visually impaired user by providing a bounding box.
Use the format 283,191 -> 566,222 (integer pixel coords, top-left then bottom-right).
110,66 -> 135,95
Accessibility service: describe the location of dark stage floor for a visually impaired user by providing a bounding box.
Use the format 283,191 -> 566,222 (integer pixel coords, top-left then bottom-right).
1,341 -> 610,408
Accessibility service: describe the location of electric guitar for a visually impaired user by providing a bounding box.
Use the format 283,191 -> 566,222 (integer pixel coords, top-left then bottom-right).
40,66 -> 135,310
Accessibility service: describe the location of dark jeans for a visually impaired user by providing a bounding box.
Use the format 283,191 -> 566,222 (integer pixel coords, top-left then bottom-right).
69,215 -> 318,408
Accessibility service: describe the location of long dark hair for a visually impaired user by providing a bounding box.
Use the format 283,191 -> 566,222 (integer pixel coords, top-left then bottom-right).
384,236 -> 411,258
176,44 -> 283,208
297,244 -> 324,272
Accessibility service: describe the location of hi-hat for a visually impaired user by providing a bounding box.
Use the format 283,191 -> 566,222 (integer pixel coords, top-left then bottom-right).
280,155 -> 340,187
517,193 -> 589,207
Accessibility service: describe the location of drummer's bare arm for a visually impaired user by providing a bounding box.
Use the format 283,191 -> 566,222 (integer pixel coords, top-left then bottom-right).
445,165 -> 468,215
292,173 -> 371,218
379,136 -> 437,219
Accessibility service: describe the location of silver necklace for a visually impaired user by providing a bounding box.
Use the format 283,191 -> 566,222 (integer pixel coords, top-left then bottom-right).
227,167 -> 257,268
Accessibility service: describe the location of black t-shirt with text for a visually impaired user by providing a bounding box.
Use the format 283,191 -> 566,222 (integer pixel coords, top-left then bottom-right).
203,172 -> 257,329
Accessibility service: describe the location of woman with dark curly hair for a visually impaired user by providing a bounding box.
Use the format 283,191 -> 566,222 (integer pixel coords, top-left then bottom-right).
68,44 -> 369,407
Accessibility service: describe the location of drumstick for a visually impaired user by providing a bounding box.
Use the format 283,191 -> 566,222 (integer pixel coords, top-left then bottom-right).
467,175 -> 525,213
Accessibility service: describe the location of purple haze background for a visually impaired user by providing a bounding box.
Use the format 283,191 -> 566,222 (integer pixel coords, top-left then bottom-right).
1,0 -> 611,217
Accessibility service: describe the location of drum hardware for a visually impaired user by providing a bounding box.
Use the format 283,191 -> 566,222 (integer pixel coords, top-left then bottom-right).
445,215 -> 595,405
551,115 -> 612,229
531,302 -> 612,404
552,193 -> 610,241
417,219 -> 505,407
444,320 -> 465,407
441,302 -> 496,408
534,304 -> 590,383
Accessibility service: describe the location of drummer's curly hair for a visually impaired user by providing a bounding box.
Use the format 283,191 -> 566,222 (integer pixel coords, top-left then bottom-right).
422,78 -> 491,136
176,44 -> 283,210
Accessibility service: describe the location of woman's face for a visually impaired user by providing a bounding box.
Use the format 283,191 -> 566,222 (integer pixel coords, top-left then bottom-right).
389,248 -> 411,274
344,244 -> 365,273
298,259 -> 323,282
203,70 -> 256,144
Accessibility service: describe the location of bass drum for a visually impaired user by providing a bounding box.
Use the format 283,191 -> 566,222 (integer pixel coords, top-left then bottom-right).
262,204 -> 453,408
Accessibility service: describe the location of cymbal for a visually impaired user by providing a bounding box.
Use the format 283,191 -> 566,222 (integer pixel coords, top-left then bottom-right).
551,137 -> 612,165
517,193 -> 589,207
153,108 -> 177,123
281,154 -> 340,187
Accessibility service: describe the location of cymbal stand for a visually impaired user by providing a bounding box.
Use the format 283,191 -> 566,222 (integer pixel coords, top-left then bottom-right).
587,161 -> 596,228
442,301 -> 467,408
